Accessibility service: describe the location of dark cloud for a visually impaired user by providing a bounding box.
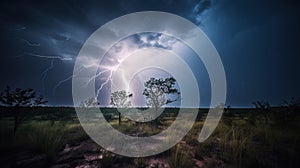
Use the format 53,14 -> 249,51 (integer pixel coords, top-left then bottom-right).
50,33 -> 70,42
0,0 -> 299,107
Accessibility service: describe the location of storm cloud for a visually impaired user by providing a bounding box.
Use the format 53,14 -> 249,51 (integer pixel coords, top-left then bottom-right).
0,0 -> 299,107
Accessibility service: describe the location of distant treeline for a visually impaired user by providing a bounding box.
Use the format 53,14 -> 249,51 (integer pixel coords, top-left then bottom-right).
0,106 -> 292,117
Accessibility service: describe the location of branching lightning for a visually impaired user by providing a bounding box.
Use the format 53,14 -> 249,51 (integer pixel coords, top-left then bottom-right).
95,69 -> 114,100
10,26 -> 76,101
86,68 -> 111,85
21,52 -> 72,61
53,75 -> 74,95
41,59 -> 54,92
15,37 -> 41,47
8,31 -> 178,105
18,52 -> 73,95
52,64 -> 117,98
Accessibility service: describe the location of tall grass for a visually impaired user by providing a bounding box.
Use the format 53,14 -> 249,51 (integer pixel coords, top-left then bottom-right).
0,118 -> 14,151
219,126 -> 250,167
168,143 -> 193,168
20,121 -> 66,160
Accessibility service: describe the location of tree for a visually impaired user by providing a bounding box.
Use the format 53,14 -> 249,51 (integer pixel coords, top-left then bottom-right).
252,100 -> 270,124
143,77 -> 180,124
223,104 -> 234,126
110,90 -> 132,125
80,97 -> 99,108
280,97 -> 300,122
282,97 -> 300,113
0,86 -> 47,135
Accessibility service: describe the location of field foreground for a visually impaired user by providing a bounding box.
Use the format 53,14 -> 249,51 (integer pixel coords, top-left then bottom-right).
0,107 -> 299,168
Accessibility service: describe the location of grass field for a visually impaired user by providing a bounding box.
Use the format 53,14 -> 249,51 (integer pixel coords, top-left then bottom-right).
0,107 -> 299,167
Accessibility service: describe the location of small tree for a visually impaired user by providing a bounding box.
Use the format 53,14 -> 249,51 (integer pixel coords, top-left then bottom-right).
143,77 -> 180,124
223,104 -> 234,126
80,97 -> 99,108
282,97 -> 300,114
0,86 -> 47,135
252,100 -> 270,124
110,90 -> 132,125
280,97 -> 300,122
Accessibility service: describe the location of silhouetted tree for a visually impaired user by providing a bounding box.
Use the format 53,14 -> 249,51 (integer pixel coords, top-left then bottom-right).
110,90 -> 132,125
280,97 -> 300,122
143,77 -> 180,124
282,97 -> 300,113
252,100 -> 270,124
80,97 -> 99,108
0,86 -> 47,135
223,104 -> 234,126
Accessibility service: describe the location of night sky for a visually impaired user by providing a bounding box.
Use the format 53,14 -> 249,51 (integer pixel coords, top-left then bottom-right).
0,0 -> 299,107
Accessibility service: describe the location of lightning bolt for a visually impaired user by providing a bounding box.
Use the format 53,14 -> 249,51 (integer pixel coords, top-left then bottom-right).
19,52 -> 72,61
41,59 -> 54,92
9,26 -> 26,31
52,74 -> 74,95
91,55 -> 132,103
52,66 -> 89,96
15,37 -> 41,47
52,64 -> 115,98
86,68 -> 111,85
9,27 -> 76,101
17,52 -> 73,95
95,69 -> 114,100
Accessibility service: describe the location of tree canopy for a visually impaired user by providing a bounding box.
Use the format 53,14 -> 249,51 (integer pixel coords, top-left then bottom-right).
0,86 -> 47,107
0,86 -> 47,134
143,77 -> 180,109
110,90 -> 132,108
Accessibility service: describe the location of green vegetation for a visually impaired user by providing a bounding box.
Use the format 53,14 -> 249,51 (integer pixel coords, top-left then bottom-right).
22,121 -> 66,160
0,106 -> 299,167
168,143 -> 193,168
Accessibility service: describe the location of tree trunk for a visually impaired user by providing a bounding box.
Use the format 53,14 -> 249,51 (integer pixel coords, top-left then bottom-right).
13,114 -> 19,136
118,112 -> 121,125
154,107 -> 159,128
